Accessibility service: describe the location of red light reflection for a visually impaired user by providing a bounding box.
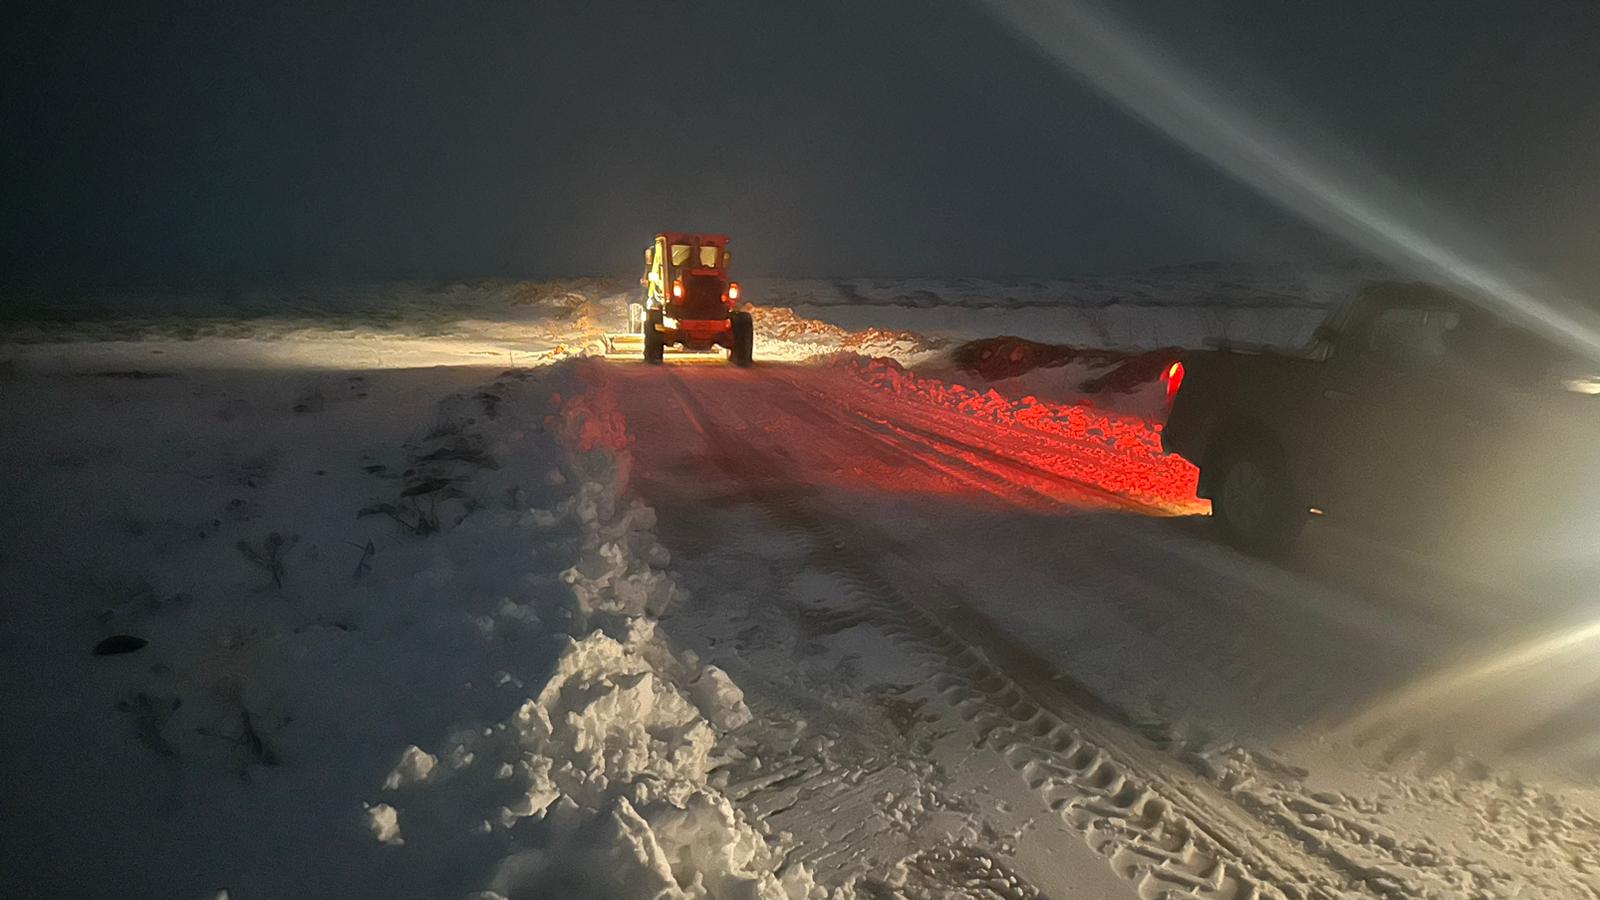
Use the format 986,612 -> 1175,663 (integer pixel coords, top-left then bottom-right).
606,359 -> 1206,517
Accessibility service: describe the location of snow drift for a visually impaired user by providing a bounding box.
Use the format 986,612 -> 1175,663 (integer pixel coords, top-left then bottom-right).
376,360 -> 833,899
830,354 -> 1203,511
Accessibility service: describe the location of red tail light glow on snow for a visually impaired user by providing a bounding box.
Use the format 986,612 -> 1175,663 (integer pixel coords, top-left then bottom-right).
610,356 -> 1206,517
1162,360 -> 1185,405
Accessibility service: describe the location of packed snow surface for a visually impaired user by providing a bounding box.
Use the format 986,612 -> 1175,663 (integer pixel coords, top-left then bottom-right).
6,263 -> 1600,899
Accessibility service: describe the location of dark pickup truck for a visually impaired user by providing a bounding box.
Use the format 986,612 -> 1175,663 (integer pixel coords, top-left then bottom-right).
1162,281 -> 1600,569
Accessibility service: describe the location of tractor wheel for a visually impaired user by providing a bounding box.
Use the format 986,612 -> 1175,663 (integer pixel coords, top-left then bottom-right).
644,310 -> 665,365
1210,435 -> 1303,557
730,311 -> 754,367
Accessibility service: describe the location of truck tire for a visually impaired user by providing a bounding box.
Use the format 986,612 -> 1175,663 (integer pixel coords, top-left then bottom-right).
1210,437 -> 1303,557
730,311 -> 754,367
644,309 -> 665,365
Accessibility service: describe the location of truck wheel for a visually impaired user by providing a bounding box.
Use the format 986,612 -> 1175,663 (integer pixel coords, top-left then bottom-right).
644,310 -> 665,365
1211,439 -> 1302,557
730,311 -> 754,367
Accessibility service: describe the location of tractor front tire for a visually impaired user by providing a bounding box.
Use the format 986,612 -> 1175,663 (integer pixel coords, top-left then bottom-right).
644,310 -> 665,365
730,311 -> 754,367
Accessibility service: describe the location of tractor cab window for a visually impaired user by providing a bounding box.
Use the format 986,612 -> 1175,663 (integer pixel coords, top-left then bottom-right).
698,245 -> 720,268
670,244 -> 693,267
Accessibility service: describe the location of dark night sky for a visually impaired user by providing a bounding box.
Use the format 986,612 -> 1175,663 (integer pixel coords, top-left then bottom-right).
4,0 -> 1599,286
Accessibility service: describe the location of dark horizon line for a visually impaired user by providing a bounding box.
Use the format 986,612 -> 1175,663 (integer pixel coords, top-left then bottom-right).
0,255 -> 1386,294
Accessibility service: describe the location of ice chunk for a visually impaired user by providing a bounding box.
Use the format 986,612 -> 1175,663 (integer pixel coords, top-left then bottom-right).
365,802 -> 403,845
384,745 -> 438,790
690,665 -> 753,732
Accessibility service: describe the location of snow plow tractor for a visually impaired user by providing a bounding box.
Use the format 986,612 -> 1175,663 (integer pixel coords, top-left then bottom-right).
607,233 -> 754,366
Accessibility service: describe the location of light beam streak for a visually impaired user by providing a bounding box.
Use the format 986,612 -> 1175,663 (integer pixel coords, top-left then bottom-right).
977,0 -> 1600,358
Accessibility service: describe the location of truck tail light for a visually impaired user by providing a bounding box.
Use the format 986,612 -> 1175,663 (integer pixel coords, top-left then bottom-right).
1162,360 -> 1185,405
727,282 -> 740,301
671,281 -> 684,299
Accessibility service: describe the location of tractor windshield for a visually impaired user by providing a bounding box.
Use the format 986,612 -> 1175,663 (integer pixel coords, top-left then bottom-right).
668,243 -> 725,270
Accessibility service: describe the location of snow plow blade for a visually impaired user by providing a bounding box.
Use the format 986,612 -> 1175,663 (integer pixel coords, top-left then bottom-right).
601,333 -> 727,362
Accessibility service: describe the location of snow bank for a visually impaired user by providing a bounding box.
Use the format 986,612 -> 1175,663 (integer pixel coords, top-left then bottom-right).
379,360 -> 831,899
924,336 -> 1182,416
531,375 -> 685,624
745,304 -> 945,365
463,623 -> 816,899
832,354 -> 1203,511
484,787 -> 829,900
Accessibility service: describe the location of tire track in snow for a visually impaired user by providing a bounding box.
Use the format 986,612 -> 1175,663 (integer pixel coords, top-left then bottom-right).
655,367 -> 1393,900
763,363 -> 1452,702
756,367 -> 1557,898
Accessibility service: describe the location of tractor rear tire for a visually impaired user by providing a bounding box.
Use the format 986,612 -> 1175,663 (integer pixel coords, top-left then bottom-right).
644,310 -> 665,365
730,311 -> 754,367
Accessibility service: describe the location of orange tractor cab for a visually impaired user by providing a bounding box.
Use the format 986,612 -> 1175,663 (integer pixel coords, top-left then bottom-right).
626,232 -> 753,366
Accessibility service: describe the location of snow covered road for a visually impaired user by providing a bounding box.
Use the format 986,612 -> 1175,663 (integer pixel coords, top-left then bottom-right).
602,357 -> 1600,898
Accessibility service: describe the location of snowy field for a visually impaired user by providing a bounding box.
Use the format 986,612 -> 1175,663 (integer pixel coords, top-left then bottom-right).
0,358 -> 810,898
2,260 -> 1375,358
746,261 -> 1375,349
1,263 -> 1376,414
5,266 -> 1600,899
